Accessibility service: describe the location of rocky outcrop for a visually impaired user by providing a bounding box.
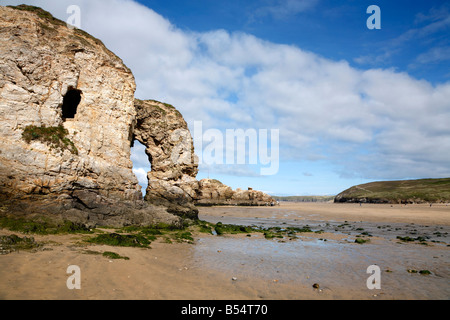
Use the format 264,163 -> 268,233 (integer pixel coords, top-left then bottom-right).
0,5 -> 194,227
196,179 -> 276,206
134,99 -> 199,218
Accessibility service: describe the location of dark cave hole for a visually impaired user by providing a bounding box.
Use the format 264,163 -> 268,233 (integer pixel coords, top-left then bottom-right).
62,88 -> 82,120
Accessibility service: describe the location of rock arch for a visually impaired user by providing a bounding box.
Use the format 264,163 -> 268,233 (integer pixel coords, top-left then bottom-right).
0,6 -> 188,227
133,99 -> 200,219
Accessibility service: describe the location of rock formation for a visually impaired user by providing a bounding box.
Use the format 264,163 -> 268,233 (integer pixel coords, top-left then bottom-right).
0,5 -> 275,228
0,5 -> 197,226
134,99 -> 199,218
196,179 -> 275,206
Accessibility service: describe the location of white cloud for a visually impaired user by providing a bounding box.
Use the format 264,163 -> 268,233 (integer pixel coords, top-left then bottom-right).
415,46 -> 450,64
414,4 -> 450,25
132,168 -> 148,185
4,0 -> 450,180
199,164 -> 262,178
251,0 -> 319,21
131,140 -> 150,169
132,168 -> 148,194
355,4 -> 450,69
130,140 -> 150,193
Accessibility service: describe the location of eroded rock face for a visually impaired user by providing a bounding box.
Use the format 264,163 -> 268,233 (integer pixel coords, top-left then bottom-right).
196,179 -> 275,206
134,99 -> 199,219
0,5 -> 186,226
0,5 -> 272,227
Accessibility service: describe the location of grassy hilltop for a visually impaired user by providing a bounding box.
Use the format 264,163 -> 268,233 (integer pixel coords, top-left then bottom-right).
334,178 -> 450,204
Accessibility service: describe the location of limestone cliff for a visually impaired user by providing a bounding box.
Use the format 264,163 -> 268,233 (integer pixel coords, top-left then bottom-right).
0,5 -> 196,226
0,5 -> 272,227
196,179 -> 275,206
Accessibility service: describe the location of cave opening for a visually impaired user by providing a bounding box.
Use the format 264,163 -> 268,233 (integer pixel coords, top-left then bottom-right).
62,87 -> 82,120
131,139 -> 152,197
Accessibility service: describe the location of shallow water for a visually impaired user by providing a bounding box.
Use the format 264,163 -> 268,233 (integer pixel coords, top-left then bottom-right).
201,213 -> 450,243
195,212 -> 450,299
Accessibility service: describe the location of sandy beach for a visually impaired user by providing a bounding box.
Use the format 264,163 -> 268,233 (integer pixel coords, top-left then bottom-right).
0,202 -> 449,300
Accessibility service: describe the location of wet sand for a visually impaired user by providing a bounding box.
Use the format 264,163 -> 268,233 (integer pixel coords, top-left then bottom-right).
201,202 -> 450,225
198,203 -> 450,300
0,202 -> 449,300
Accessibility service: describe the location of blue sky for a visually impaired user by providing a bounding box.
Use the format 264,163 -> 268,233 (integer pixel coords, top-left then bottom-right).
140,0 -> 450,84
4,0 -> 450,196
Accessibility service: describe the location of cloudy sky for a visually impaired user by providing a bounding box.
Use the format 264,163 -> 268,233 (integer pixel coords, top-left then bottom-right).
5,0 -> 450,196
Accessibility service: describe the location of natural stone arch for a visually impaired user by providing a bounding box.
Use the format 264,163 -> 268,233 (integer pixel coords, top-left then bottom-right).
0,5 -> 200,228
133,99 -> 199,219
